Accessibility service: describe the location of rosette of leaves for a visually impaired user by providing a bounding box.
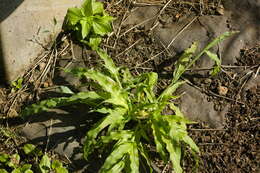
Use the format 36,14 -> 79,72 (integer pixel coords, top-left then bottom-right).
22,32 -> 237,172
65,0 -> 114,50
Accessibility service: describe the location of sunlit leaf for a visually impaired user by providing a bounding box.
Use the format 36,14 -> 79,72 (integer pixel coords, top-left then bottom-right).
173,42 -> 198,83
163,138 -> 183,173
92,16 -> 113,36
66,8 -> 83,26
158,81 -> 186,102
129,143 -> 139,173
59,86 -> 74,95
55,167 -> 69,173
81,0 -> 93,16
84,108 -> 126,160
93,1 -> 104,15
23,144 -> 36,155
100,142 -> 131,172
0,153 -> 9,163
88,36 -> 102,50
80,19 -> 92,39
39,155 -> 51,173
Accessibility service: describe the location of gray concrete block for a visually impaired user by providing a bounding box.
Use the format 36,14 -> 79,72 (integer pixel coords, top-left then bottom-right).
0,0 -> 82,82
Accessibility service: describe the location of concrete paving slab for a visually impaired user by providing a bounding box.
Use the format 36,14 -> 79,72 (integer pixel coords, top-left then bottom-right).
0,0 -> 82,82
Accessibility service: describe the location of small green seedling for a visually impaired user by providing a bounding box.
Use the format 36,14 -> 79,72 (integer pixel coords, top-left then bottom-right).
64,0 -> 114,50
11,78 -> 23,92
0,144 -> 68,173
21,31 -> 237,173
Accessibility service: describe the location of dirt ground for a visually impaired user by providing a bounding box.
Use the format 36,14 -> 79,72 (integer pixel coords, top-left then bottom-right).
0,0 -> 259,172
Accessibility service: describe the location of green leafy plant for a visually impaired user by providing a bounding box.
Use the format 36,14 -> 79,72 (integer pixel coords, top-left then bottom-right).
11,78 -> 23,92
0,144 -> 68,173
21,31 -> 236,173
64,0 -> 114,50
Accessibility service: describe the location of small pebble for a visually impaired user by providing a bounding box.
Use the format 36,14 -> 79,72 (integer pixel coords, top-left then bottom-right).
204,78 -> 212,84
218,85 -> 228,96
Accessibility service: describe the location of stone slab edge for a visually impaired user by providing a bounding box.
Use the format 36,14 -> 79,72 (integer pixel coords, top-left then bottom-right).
0,0 -> 82,82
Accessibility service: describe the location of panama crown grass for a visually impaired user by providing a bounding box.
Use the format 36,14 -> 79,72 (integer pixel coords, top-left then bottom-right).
21,29 -> 237,172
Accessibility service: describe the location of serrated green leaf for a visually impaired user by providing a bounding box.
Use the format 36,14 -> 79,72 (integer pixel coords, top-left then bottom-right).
39,155 -> 51,173
158,80 -> 186,102
78,69 -> 128,108
96,49 -> 119,79
100,130 -> 133,144
186,31 -> 238,74
121,67 -> 133,84
151,120 -> 167,162
129,143 -> 139,173
205,50 -> 221,76
173,42 -> 198,83
205,50 -> 220,66
16,78 -> 23,89
182,136 -> 200,153
66,8 -> 83,26
210,66 -> 221,76
107,159 -> 125,173
22,91 -> 102,117
84,108 -> 126,160
163,138 -> 183,173
23,144 -> 36,155
100,142 -> 131,172
80,20 -> 92,39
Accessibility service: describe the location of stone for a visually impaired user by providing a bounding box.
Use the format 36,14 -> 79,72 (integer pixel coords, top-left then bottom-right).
20,108 -> 91,164
178,84 -> 228,128
0,0 -> 82,82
